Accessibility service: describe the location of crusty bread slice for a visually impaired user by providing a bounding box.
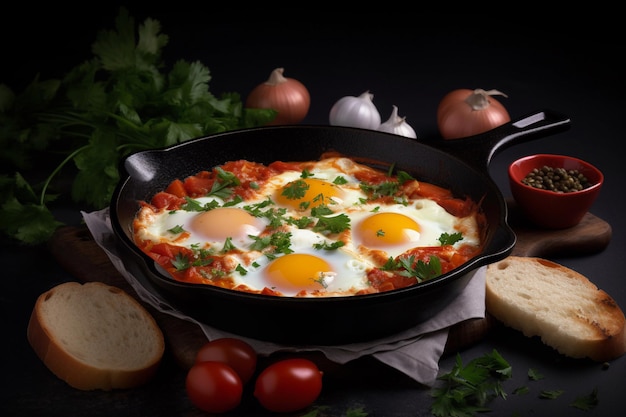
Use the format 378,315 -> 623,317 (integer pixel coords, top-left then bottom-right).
485,256 -> 626,362
27,281 -> 165,390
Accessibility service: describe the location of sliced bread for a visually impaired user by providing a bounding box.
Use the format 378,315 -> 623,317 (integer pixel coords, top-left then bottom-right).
27,281 -> 165,390
485,256 -> 626,362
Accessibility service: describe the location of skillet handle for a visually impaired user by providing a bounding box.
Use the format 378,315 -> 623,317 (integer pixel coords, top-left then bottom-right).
431,109 -> 571,170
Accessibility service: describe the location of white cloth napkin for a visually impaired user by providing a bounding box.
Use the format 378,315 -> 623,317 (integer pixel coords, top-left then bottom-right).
82,208 -> 486,385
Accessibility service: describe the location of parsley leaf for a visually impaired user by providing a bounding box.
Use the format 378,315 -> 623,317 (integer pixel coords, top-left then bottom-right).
313,240 -> 345,250
570,387 -> 598,411
209,167 -> 240,199
281,179 -> 309,200
360,180 -> 399,199
171,253 -> 191,270
181,197 -> 219,212
313,213 -> 351,234
539,390 -> 565,399
527,368 -> 544,381
438,232 -> 464,246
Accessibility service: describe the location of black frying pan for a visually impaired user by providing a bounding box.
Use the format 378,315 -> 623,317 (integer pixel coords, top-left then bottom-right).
110,109 -> 570,345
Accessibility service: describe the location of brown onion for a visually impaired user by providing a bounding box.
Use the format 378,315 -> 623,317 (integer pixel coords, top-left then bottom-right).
245,68 -> 310,125
437,88 -> 510,139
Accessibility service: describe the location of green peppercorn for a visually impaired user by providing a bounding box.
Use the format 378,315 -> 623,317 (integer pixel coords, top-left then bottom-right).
521,165 -> 590,193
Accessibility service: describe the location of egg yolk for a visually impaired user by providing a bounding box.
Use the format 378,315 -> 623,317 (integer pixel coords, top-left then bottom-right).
263,253 -> 333,293
190,207 -> 264,241
275,178 -> 342,210
356,212 -> 421,247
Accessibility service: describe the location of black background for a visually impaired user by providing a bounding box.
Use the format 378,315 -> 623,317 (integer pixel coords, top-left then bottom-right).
2,6 -> 625,416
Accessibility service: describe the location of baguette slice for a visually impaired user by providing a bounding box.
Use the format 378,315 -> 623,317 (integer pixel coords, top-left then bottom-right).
486,256 -> 626,362
27,281 -> 165,390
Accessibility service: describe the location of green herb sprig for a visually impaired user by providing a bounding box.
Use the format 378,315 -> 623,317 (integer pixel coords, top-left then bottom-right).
0,7 -> 276,245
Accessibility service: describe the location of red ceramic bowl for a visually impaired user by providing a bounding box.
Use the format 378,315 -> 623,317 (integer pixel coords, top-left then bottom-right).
508,154 -> 603,229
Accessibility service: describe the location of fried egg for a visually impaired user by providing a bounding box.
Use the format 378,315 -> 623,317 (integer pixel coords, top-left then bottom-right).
136,197 -> 268,249
261,167 -> 365,211
133,156 -> 483,297
230,228 -> 372,296
348,199 -> 480,259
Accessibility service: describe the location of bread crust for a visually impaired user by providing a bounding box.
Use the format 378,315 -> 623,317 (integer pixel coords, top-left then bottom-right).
27,282 -> 165,390
486,256 -> 626,362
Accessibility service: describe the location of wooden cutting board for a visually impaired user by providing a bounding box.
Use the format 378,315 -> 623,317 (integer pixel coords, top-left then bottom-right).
48,200 -> 611,370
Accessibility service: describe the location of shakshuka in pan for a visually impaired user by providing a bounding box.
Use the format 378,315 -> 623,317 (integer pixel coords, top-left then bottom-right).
132,155 -> 487,297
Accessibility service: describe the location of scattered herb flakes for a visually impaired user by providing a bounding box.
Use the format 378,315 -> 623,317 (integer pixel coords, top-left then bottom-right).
570,387 -> 599,411
539,389 -> 565,399
344,407 -> 369,417
527,368 -> 544,381
430,350 -> 512,417
512,386 -> 529,395
301,406 -> 368,417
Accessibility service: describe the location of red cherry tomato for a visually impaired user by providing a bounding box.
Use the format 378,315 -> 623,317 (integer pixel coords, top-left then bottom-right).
185,361 -> 243,413
195,338 -> 257,384
254,358 -> 323,413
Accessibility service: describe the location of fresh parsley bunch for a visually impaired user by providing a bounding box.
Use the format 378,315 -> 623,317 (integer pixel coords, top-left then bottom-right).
0,8 -> 276,245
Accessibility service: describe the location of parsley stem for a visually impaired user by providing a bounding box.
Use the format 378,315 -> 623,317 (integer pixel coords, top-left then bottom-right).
39,145 -> 90,206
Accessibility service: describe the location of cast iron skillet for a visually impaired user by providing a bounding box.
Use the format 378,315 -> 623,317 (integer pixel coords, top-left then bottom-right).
110,109 -> 570,345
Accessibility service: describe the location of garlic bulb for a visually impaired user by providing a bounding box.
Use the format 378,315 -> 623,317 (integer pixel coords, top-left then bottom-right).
378,105 -> 417,139
329,91 -> 381,129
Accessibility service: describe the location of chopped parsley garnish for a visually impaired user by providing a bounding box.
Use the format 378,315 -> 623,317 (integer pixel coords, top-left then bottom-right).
313,241 -> 345,250
360,180 -> 400,199
282,179 -> 309,200
171,253 -> 191,271
397,170 -> 415,184
221,237 -> 236,253
383,255 -> 443,282
167,225 -> 185,234
249,231 -> 293,256
171,248 -> 214,271
300,169 -> 315,178
208,167 -> 240,199
438,232 -> 463,246
287,216 -> 314,229
312,211 -> 351,234
181,197 -> 219,212
222,195 -> 244,207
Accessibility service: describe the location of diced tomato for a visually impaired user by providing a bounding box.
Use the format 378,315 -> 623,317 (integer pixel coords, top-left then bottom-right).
366,268 -> 417,292
150,243 -> 177,258
165,179 -> 188,198
223,160 -> 272,182
151,192 -> 186,210
267,160 -> 305,173
183,174 -> 215,196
